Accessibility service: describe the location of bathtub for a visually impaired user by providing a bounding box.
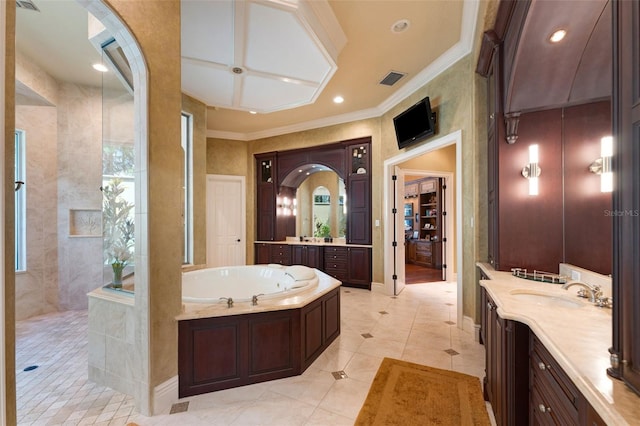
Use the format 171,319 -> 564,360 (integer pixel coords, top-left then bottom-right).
182,264 -> 319,304
178,264 -> 341,397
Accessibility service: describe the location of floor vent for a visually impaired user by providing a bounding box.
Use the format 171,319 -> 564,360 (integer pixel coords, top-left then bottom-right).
379,71 -> 406,86
16,0 -> 40,12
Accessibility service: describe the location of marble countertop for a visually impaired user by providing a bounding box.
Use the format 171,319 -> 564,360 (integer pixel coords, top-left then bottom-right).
254,239 -> 372,248
477,262 -> 639,425
176,269 -> 341,321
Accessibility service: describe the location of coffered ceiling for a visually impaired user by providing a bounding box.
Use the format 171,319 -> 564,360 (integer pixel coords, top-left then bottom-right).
15,0 -> 476,141
14,1 -> 614,141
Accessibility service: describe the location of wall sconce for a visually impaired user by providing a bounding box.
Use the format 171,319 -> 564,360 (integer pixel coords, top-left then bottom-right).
521,144 -> 540,195
277,196 -> 296,216
589,136 -> 613,193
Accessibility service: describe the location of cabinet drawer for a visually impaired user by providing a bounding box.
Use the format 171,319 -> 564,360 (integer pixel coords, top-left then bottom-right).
531,335 -> 580,411
270,245 -> 291,265
324,246 -> 347,256
324,261 -> 347,273
415,253 -> 432,264
530,379 -> 577,426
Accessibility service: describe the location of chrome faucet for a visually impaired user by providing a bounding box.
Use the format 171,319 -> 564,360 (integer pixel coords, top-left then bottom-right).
561,281 -> 602,303
220,297 -> 233,308
252,294 -> 264,306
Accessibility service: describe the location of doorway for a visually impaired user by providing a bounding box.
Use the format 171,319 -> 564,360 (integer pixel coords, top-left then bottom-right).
206,175 -> 247,267
403,173 -> 451,284
9,0 -> 152,420
383,130 -> 462,322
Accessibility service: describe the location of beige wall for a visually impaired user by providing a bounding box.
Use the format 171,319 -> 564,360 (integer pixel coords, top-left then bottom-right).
106,0 -> 183,413
4,2 -> 17,422
182,94 -> 207,266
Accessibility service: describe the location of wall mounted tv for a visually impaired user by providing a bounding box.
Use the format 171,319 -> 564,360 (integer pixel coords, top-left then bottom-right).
393,96 -> 437,149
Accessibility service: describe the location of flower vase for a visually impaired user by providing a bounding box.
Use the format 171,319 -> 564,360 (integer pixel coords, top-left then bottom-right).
112,264 -> 124,289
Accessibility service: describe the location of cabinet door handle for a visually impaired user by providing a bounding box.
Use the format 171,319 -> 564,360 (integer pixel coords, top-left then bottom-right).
538,362 -> 550,371
538,404 -> 551,414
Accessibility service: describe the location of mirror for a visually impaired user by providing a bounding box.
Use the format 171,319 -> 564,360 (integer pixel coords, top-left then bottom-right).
295,170 -> 346,238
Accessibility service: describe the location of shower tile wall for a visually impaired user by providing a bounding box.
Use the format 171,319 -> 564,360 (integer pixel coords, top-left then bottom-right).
16,52 -> 107,317
57,82 -> 104,310
15,105 -> 59,320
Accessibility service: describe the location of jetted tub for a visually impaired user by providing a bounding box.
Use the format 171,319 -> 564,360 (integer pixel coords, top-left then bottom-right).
178,264 -> 341,397
182,264 -> 318,304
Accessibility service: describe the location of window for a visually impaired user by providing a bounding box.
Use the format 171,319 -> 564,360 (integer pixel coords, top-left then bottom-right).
181,112 -> 193,264
15,130 -> 26,272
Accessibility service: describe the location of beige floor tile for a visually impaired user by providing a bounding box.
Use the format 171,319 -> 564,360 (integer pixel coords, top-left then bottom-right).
16,282 -> 488,425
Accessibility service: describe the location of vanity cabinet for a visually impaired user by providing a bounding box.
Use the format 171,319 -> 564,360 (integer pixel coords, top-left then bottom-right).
256,153 -> 277,241
291,244 -> 323,269
323,246 -> 348,282
480,280 -> 607,425
269,244 -> 290,265
254,136 -> 372,249
530,334 -> 606,425
481,287 -> 529,426
255,243 -> 271,264
346,141 -> 371,245
254,243 -> 372,289
324,246 -> 372,290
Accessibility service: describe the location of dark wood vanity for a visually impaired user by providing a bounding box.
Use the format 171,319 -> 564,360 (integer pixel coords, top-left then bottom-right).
254,137 -> 373,289
479,270 -> 606,425
478,0 -> 640,415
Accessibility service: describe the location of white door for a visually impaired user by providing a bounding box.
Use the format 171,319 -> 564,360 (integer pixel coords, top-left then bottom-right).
206,175 -> 246,267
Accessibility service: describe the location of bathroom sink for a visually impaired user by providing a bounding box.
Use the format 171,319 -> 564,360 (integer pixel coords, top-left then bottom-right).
509,288 -> 584,309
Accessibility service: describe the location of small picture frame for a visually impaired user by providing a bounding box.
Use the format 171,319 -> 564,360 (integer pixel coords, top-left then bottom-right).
413,230 -> 419,239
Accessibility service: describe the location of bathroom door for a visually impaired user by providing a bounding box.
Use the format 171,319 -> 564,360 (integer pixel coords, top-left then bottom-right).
206,175 -> 246,267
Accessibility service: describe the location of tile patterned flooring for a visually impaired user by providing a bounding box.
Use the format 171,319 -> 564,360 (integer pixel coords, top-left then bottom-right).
16,282 -> 490,425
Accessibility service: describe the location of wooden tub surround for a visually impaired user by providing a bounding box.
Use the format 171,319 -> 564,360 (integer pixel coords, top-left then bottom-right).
177,270 -> 341,397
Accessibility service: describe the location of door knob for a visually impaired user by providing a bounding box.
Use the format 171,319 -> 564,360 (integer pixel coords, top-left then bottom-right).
237,239 -> 241,242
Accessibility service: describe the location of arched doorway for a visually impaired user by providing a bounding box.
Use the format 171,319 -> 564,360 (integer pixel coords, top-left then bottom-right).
2,0 -> 152,421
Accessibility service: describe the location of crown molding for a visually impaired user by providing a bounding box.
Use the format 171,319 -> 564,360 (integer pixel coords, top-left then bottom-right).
206,0 -> 479,142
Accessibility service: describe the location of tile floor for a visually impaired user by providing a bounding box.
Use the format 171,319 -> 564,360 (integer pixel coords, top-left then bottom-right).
16,282 -> 490,425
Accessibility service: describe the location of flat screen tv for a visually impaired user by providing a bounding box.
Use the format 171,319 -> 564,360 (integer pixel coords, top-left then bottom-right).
393,97 -> 436,149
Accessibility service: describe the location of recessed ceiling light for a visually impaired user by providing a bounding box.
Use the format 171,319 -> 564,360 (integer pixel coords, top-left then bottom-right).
249,111 -> 257,115
391,19 -> 410,34
333,96 -> 344,104
92,63 -> 108,72
549,29 -> 567,43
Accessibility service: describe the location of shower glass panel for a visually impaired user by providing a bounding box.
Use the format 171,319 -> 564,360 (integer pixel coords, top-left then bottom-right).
101,40 -> 135,291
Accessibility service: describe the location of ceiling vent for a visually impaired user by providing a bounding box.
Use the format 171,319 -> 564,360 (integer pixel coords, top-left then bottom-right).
379,71 -> 406,86
16,0 -> 40,12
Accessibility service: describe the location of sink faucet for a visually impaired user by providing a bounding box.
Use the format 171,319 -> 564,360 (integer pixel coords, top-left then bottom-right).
219,297 -> 233,308
561,281 -> 602,303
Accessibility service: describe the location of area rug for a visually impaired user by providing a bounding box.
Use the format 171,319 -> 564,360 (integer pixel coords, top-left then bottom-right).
355,357 -> 491,426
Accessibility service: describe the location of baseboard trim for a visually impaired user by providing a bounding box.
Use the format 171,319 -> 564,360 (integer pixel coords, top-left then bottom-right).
463,315 -> 481,342
370,281 -> 385,293
153,375 -> 178,415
